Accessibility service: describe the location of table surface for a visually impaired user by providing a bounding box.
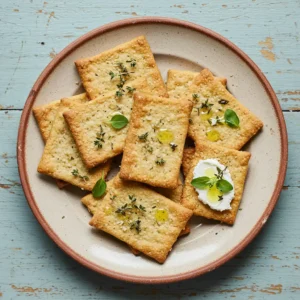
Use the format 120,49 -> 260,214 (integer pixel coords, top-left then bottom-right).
0,0 -> 299,299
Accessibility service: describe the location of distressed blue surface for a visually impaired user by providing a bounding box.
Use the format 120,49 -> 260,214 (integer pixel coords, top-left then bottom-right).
0,0 -> 299,299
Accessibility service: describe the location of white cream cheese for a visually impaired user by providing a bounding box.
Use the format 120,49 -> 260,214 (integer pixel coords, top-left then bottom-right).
193,159 -> 234,211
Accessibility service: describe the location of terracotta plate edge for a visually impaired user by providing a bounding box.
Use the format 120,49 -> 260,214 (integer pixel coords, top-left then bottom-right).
17,17 -> 288,284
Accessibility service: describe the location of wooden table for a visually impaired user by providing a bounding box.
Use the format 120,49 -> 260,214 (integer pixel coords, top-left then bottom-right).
1,0 -> 299,299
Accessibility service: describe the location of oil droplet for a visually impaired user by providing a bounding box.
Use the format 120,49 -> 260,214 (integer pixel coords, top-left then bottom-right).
207,185 -> 222,203
200,110 -> 213,121
104,207 -> 113,215
157,129 -> 174,144
206,130 -> 220,142
155,209 -> 169,222
204,168 -> 215,177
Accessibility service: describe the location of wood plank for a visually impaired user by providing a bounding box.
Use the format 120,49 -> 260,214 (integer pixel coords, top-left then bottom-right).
0,1 -> 299,110
0,109 -> 299,298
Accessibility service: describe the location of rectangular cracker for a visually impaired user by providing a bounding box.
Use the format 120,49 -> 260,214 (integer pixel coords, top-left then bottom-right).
37,94 -> 111,191
89,175 -> 193,263
167,69 -> 227,99
33,99 -> 70,189
75,35 -> 167,100
187,69 -> 263,150
120,92 -> 192,189
181,141 -> 251,225
64,79 -> 151,168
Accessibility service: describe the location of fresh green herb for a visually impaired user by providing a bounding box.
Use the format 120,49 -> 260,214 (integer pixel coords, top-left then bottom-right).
191,166 -> 233,195
192,93 -> 199,101
130,219 -> 141,233
218,195 -> 224,201
138,132 -> 148,141
191,176 -> 211,189
155,157 -> 166,165
94,125 -> 105,148
108,114 -> 129,129
92,175 -> 107,198
169,142 -> 178,151
109,61 -> 135,98
218,99 -> 229,105
115,203 -> 128,216
201,99 -> 214,110
71,169 -> 89,181
208,116 -> 225,126
126,86 -> 136,93
115,90 -> 124,98
139,205 -> 146,212
126,58 -> 137,67
216,179 -> 233,193
129,195 -> 136,202
143,144 -> 153,153
194,107 -> 201,116
224,109 -> 240,128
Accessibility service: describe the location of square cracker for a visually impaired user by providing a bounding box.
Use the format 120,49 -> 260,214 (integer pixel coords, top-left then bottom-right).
187,69 -> 263,150
75,35 -> 167,100
181,141 -> 251,225
37,94 -> 111,191
167,69 -> 227,99
82,177 -> 183,215
33,99 -> 74,189
33,100 -> 61,142
120,92 -> 192,189
64,79 -> 151,168
89,175 -> 193,263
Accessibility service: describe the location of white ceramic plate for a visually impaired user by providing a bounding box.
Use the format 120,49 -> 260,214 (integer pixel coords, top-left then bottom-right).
17,17 -> 287,283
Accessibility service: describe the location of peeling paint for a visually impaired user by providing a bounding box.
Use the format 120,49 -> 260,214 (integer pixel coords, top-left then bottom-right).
132,12 -> 137,16
259,37 -> 274,50
11,285 -> 52,294
47,11 -> 55,26
287,58 -> 292,64
222,5 -> 227,8
0,184 -> 10,189
75,26 -> 88,29
259,37 -> 276,61
260,284 -> 282,295
260,49 -> 276,62
182,10 -> 189,13
271,255 -> 281,260
49,48 -> 57,59
13,9 -> 19,12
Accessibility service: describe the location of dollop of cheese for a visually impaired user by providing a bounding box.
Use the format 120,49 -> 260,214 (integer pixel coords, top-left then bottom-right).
193,159 -> 234,211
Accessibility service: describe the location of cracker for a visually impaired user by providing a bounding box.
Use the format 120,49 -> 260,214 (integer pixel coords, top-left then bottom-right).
120,92 -> 192,189
33,99 -> 71,189
152,179 -> 183,203
33,100 -> 61,142
182,147 -> 196,177
187,69 -> 263,149
181,141 -> 251,225
75,36 -> 167,100
89,175 -> 193,263
167,69 -> 226,99
37,94 -> 111,191
64,79 -> 151,168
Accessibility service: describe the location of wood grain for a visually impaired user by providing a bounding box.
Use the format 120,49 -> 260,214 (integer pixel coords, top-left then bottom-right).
0,0 -> 299,298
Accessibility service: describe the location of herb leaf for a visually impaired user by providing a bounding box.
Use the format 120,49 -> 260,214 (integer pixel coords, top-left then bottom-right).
109,114 -> 128,129
218,99 -> 229,105
191,176 -> 211,189
224,109 -> 240,128
138,132 -> 148,141
92,177 -> 107,198
216,179 -> 233,193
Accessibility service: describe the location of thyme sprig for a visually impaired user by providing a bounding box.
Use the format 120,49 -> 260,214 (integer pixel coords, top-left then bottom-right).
94,125 -> 105,148
71,169 -> 89,181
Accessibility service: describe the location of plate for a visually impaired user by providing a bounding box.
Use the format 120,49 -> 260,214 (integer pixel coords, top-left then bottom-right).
17,17 -> 288,283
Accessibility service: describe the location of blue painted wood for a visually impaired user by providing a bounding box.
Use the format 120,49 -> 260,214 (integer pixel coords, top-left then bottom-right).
0,0 -> 299,299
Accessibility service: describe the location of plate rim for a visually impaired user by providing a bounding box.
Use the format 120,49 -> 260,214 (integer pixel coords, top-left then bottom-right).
17,16 -> 288,284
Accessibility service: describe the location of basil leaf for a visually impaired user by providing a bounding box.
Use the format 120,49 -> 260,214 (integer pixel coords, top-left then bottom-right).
92,178 -> 107,198
191,176 -> 211,189
109,115 -> 128,129
224,109 -> 240,128
216,179 -> 233,193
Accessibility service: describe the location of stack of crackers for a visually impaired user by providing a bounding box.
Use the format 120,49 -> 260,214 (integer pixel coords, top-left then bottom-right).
33,36 -> 263,263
